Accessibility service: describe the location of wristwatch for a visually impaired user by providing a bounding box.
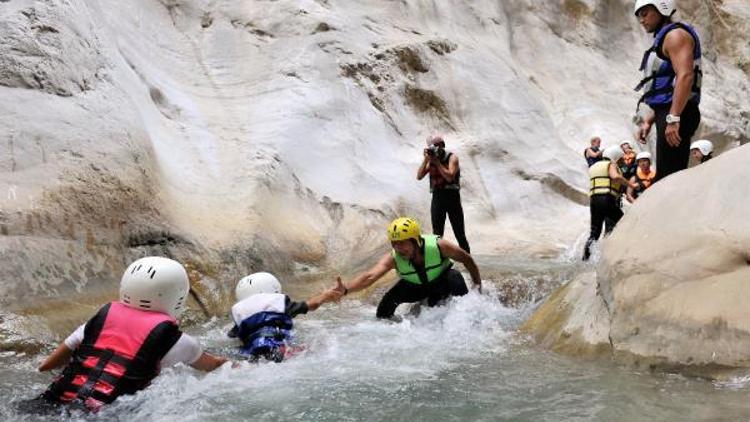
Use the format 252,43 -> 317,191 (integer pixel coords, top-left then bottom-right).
666,114 -> 681,124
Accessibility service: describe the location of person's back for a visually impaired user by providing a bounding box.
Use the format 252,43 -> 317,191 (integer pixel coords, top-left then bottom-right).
230,291 -> 293,362
33,257 -> 227,413
584,147 -> 628,260
228,272 -> 341,362
43,301 -> 181,409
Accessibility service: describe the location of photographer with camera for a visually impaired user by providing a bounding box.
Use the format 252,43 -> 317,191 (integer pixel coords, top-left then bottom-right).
416,135 -> 471,253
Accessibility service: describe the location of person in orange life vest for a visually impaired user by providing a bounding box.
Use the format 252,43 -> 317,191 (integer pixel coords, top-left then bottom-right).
335,217 -> 481,320
619,140 -> 638,180
626,151 -> 656,203
35,257 -> 227,412
228,272 -> 343,362
584,136 -> 603,167
416,135 -> 471,253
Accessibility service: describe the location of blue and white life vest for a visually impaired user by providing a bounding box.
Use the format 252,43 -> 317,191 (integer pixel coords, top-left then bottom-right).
635,22 -> 702,109
230,293 -> 293,360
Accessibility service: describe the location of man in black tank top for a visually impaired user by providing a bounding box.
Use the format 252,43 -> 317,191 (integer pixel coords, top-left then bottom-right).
416,135 -> 470,253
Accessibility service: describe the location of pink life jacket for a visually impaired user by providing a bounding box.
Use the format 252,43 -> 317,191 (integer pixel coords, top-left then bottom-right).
43,302 -> 182,410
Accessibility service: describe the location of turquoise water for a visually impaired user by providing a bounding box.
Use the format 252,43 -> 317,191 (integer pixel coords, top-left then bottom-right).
3,260 -> 750,421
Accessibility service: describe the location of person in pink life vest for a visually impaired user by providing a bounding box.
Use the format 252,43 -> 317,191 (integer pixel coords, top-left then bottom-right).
33,256 -> 228,412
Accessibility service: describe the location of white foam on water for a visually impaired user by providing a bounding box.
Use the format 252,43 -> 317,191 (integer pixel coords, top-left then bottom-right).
92,287 -> 516,421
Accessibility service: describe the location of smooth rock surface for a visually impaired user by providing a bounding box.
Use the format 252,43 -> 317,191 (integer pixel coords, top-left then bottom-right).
525,145 -> 750,378
0,0 -> 748,336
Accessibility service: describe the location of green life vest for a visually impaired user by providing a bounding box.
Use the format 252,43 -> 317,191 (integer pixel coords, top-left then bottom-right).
391,235 -> 452,284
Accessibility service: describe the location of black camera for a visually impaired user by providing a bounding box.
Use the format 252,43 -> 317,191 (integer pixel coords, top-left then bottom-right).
426,145 -> 440,156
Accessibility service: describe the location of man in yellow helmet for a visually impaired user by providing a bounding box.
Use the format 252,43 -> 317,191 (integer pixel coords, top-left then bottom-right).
336,217 -> 482,319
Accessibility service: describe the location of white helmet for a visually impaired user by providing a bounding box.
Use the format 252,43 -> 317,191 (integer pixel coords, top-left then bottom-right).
603,145 -> 625,162
120,257 -> 189,318
235,272 -> 282,301
634,0 -> 675,17
690,139 -> 713,156
635,151 -> 652,161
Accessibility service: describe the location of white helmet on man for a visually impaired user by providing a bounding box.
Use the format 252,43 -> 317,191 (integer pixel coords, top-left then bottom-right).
235,272 -> 282,302
634,0 -> 675,17
120,256 -> 189,318
603,145 -> 625,163
690,139 -> 713,156
635,151 -> 652,162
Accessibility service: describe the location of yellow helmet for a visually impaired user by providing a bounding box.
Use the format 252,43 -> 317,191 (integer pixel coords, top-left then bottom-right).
388,217 -> 423,245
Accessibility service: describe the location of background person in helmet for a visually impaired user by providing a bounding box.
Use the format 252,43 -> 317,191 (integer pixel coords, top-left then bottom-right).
336,217 -> 481,319
228,272 -> 343,362
34,257 -> 227,411
583,147 -> 631,261
619,140 -> 638,181
690,139 -> 713,163
626,151 -> 657,203
584,136 -> 603,167
634,0 -> 702,182
416,134 -> 471,253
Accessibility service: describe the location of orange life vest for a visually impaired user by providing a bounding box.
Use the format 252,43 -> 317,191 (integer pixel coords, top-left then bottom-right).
634,167 -> 656,196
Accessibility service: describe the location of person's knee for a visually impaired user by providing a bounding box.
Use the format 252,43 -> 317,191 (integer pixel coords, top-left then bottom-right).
376,297 -> 398,318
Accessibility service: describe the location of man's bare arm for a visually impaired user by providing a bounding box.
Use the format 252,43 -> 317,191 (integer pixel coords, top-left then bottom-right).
190,352 -> 228,372
663,29 -> 696,118
434,154 -> 459,182
342,253 -> 395,294
39,343 -> 73,372
417,150 -> 430,180
437,239 -> 481,288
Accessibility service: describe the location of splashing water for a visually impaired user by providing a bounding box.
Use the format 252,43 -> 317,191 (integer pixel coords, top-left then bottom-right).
5,264 -> 750,421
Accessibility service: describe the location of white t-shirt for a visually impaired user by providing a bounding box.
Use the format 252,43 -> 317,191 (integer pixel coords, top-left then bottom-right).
64,324 -> 203,368
231,293 -> 287,325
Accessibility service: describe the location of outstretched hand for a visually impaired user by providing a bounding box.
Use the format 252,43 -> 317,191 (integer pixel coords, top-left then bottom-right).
331,277 -> 346,299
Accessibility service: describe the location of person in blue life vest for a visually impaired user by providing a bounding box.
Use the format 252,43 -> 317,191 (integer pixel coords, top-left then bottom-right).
634,0 -> 702,182
335,217 -> 482,319
417,135 -> 471,253
690,139 -> 713,163
30,257 -> 228,413
584,136 -> 603,167
227,272 -> 343,362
